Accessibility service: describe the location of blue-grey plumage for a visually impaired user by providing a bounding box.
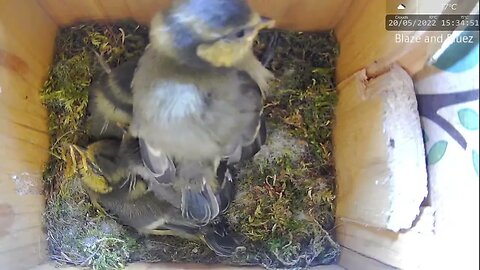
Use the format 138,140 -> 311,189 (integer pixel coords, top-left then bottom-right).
86,58 -> 138,140
139,139 -> 236,225
121,133 -> 237,223
84,52 -> 258,221
131,0 -> 274,225
69,139 -> 242,257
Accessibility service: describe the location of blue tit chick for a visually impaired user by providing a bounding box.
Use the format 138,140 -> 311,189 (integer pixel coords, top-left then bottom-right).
130,0 -> 274,225
68,139 -> 243,257
86,57 -> 139,140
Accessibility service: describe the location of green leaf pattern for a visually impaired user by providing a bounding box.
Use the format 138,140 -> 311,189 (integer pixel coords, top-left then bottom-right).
458,108 -> 479,131
424,107 -> 479,175
427,141 -> 448,165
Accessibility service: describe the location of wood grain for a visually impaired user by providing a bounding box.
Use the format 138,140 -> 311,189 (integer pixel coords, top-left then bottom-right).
0,0 -> 57,83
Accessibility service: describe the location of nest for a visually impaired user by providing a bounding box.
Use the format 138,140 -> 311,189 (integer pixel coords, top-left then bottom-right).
41,20 -> 340,270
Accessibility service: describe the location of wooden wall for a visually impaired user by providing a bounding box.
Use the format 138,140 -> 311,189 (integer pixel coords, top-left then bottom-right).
0,0 -> 57,268
35,0 -> 350,29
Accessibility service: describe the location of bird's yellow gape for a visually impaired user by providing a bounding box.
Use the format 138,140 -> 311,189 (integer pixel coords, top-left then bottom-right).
66,143 -> 112,194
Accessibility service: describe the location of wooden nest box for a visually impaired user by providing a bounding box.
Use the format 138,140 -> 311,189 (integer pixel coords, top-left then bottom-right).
1,0 -> 478,269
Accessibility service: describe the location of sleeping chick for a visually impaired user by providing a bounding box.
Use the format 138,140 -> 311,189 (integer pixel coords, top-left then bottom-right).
68,139 -> 242,257
130,0 -> 274,225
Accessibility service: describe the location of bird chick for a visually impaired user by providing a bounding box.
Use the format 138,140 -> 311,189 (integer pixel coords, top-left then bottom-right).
68,139 -> 242,257
86,57 -> 139,140
130,0 -> 274,225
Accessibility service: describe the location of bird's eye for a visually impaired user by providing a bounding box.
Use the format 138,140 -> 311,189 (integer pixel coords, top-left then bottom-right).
235,29 -> 245,38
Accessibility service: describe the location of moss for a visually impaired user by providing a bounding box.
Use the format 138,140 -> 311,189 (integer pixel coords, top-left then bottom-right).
227,30 -> 340,268
45,176 -> 138,270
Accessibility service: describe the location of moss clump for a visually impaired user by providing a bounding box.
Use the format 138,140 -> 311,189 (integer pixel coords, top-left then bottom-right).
45,177 -> 138,270
228,30 -> 340,268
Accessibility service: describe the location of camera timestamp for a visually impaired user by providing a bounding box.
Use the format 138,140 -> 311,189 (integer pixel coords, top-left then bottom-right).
386,14 -> 479,31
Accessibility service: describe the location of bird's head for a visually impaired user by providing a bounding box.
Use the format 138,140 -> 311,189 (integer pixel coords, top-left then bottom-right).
149,0 -> 275,68
67,140 -> 122,192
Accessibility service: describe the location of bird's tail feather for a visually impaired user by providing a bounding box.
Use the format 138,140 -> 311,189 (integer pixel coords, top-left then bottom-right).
181,182 -> 220,225
215,161 -> 235,214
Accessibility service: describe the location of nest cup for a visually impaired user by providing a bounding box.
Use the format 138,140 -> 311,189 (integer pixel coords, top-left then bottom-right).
1,0 -> 478,269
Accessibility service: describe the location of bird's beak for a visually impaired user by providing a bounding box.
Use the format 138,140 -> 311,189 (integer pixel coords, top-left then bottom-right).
66,143 -> 89,166
243,16 -> 275,42
63,143 -> 86,176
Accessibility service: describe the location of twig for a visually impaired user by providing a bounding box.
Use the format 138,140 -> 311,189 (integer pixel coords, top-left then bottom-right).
51,130 -> 77,150
91,49 -> 112,74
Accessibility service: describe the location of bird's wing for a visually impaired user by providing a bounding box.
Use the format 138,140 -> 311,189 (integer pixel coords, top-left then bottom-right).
108,57 -> 140,96
136,137 -> 185,208
175,161 -> 220,225
86,113 -> 126,140
224,70 -> 266,164
227,112 -> 267,164
138,138 -> 176,184
95,185 -> 167,229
